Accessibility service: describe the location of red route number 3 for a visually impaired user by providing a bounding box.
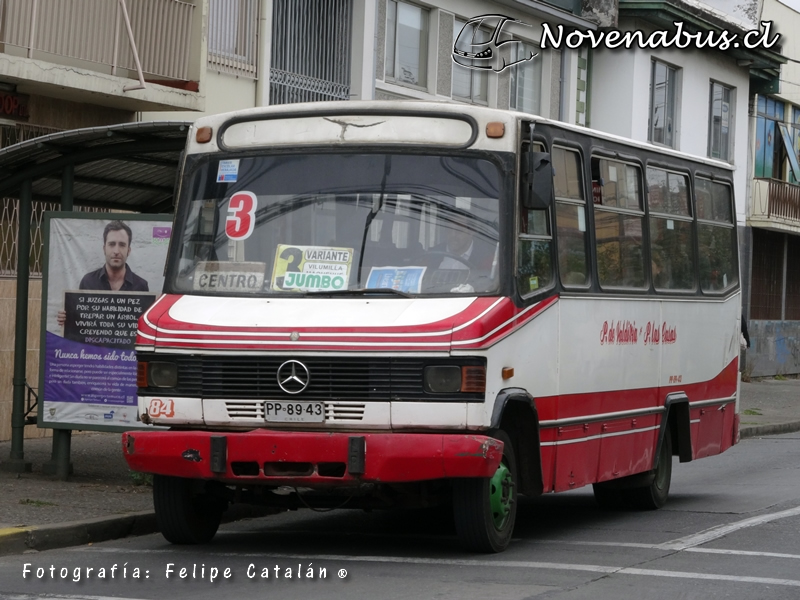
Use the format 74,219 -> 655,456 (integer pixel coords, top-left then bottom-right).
225,191 -> 257,241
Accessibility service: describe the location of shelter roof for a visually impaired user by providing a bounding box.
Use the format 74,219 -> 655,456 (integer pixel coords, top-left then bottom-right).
0,121 -> 191,214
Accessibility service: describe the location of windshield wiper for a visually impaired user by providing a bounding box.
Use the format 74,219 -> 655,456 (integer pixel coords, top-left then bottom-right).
304,287 -> 412,298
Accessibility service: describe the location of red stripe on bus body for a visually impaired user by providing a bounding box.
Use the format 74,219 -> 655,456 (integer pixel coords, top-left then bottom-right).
536,359 -> 738,423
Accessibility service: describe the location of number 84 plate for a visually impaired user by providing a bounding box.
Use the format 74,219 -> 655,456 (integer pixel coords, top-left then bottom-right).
264,401 -> 325,423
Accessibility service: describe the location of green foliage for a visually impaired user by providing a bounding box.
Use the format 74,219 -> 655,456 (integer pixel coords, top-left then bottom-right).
130,470 -> 153,487
19,498 -> 57,507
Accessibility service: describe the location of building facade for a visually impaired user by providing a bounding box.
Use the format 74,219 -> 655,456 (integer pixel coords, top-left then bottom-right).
744,0 -> 800,376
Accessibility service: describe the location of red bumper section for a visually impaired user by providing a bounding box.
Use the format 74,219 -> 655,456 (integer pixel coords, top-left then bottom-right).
123,430 -> 503,485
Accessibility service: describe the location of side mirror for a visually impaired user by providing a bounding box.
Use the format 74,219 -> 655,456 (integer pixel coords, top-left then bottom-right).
524,151 -> 553,210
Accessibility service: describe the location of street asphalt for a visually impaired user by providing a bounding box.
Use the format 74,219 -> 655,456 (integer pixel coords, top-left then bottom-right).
0,377 -> 798,556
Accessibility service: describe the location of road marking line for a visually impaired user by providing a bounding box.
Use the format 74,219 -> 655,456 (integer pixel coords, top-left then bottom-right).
71,548 -> 800,587
0,595 -> 150,600
619,567 -> 800,587
658,506 -> 800,550
536,540 -> 662,549
685,547 -> 800,560
534,540 -> 800,560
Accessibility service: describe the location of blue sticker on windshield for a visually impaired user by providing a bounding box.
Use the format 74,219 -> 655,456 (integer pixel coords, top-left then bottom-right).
367,267 -> 426,294
217,159 -> 240,183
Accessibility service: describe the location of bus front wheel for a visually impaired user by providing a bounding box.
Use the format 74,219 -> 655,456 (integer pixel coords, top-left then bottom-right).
453,430 -> 518,553
153,475 -> 225,544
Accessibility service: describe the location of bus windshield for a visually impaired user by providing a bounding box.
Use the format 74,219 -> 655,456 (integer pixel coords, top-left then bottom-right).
171,152 -> 503,296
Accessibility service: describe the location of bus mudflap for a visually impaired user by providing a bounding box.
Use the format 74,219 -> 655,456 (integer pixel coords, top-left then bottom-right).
122,430 -> 503,484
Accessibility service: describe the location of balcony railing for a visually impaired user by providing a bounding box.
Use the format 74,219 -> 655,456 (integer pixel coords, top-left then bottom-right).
751,178 -> 800,227
0,0 -> 195,83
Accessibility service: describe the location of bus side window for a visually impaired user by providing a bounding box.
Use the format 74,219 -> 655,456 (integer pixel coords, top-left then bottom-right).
517,205 -> 553,296
592,157 -> 646,290
647,167 -> 695,291
696,178 -> 737,292
553,147 -> 589,287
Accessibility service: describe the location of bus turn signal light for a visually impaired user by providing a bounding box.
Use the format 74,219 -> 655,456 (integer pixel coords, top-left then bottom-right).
501,367 -> 514,380
461,366 -> 486,393
486,122 -> 505,138
196,126 -> 213,143
137,363 -> 148,388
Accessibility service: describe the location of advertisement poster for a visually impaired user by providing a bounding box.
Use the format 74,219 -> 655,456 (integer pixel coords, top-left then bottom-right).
39,214 -> 172,429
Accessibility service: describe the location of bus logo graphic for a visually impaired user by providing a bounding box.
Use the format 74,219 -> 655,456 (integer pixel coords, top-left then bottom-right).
453,15 -> 538,73
277,360 -> 310,395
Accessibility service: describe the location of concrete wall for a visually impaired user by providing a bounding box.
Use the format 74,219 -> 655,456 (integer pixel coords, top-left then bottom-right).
748,320 -> 800,377
764,0 -> 800,106
141,71 -> 257,122
28,95 -> 134,129
591,18 -> 751,225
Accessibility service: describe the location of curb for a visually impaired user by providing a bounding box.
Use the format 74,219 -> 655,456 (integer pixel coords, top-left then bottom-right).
740,421 -> 800,439
0,511 -> 157,557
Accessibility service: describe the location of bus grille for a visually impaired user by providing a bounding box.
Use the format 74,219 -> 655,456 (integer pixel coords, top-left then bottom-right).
138,354 -> 484,402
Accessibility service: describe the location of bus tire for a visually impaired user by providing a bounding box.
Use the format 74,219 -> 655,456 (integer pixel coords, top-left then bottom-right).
453,430 -> 517,553
631,426 -> 672,510
153,475 -> 224,544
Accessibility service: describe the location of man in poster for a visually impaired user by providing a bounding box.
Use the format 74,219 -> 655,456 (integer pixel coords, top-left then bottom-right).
57,220 -> 148,327
78,220 -> 149,292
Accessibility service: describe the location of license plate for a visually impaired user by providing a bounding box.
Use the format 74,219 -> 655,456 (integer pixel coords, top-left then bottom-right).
264,401 -> 325,423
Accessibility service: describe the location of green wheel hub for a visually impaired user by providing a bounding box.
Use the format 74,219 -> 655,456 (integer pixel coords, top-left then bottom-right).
489,461 -> 514,530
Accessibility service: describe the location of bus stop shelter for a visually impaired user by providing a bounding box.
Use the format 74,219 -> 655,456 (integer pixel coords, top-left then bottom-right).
0,121 -> 190,478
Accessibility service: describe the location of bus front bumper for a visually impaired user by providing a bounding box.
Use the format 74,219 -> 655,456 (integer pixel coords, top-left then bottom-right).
122,430 -> 503,485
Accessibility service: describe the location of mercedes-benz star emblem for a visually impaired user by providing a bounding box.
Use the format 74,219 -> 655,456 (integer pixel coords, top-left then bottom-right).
276,360 -> 310,395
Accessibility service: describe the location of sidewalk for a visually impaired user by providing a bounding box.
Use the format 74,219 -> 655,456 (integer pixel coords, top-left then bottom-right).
1,378 -> 798,555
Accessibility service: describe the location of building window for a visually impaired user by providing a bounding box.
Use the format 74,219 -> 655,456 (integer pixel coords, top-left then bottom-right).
708,82 -> 733,161
452,19 -> 488,104
385,1 -> 428,89
649,60 -> 678,148
208,0 -> 260,78
791,107 -> 800,184
510,41 -> 542,115
754,96 -> 785,179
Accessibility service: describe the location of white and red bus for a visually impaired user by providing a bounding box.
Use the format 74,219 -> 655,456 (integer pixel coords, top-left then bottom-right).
124,101 -> 741,553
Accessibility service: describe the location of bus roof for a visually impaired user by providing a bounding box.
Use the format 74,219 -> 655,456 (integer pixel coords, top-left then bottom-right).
188,100 -> 734,172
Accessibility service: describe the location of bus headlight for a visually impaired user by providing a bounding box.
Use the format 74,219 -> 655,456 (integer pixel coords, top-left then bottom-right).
423,365 -> 486,394
143,362 -> 178,388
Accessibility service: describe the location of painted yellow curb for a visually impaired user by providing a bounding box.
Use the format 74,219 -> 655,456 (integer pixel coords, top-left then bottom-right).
0,527 -> 31,537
